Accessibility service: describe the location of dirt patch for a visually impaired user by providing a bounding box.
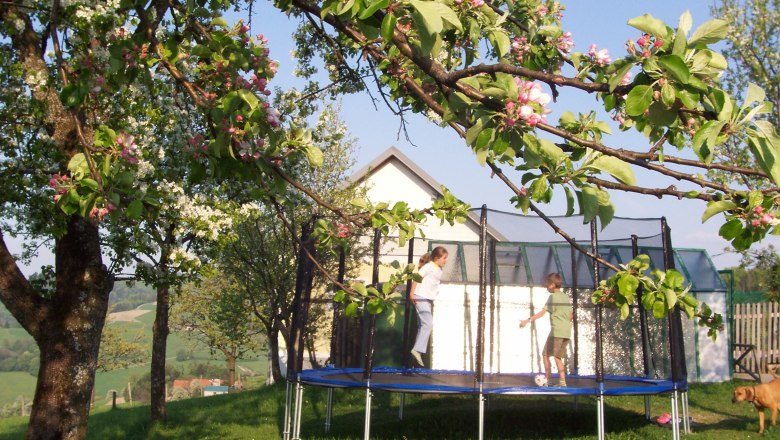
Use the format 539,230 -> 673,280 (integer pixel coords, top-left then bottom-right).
108,309 -> 152,322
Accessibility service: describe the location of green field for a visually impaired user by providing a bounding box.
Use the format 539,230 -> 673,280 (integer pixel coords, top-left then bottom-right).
0,303 -> 267,408
0,380 -> 778,439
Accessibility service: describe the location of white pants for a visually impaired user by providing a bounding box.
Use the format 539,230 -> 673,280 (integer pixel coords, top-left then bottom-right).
413,300 -> 433,353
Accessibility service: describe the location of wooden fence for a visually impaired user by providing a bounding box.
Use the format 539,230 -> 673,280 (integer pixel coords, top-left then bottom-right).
732,302 -> 780,376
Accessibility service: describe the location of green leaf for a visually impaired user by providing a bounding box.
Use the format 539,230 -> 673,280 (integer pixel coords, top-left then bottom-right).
80,178 -> 99,191
648,101 -> 677,127
691,120 -> 726,163
237,89 -> 259,110
304,145 -> 324,167
587,155 -> 636,185
688,19 -> 728,46
701,200 -> 737,222
67,153 -> 91,179
743,83 -> 766,109
719,219 -> 742,240
210,17 -> 228,28
677,10 -> 693,37
580,186 -> 599,224
608,63 -> 633,93
345,302 -> 359,317
488,30 -> 510,58
747,123 -> 780,186
126,199 -> 144,219
381,13 -> 397,44
564,186 -> 575,216
627,14 -> 668,37
358,0 -> 388,19
475,127 -> 494,151
658,55 -> 690,84
618,274 -> 639,300
625,85 -> 654,116
652,300 -> 666,318
620,302 -> 630,320
661,83 -> 676,107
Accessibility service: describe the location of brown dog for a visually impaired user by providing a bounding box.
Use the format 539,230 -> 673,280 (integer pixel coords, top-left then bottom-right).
733,375 -> 780,434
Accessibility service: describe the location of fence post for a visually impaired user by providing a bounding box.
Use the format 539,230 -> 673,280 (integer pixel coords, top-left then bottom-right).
112,391 -> 117,409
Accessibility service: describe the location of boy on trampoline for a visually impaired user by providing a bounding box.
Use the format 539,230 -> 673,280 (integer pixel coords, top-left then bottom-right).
519,272 -> 572,387
410,246 -> 448,367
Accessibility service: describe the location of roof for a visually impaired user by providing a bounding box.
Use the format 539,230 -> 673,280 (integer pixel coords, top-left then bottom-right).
349,147 -> 507,241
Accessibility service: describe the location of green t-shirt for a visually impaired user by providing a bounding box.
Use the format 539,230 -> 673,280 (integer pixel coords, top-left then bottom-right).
544,290 -> 572,339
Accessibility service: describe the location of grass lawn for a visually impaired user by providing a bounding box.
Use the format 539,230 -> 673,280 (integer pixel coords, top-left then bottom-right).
1,380 -> 779,439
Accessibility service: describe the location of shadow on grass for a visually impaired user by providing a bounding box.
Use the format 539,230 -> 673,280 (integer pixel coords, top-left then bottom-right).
299,393 -> 655,440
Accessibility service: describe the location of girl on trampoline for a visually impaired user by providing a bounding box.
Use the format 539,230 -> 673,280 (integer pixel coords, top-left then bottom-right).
519,272 -> 572,387
409,246 -> 448,367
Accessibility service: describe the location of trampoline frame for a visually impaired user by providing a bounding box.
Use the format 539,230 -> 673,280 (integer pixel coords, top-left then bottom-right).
281,208 -> 692,440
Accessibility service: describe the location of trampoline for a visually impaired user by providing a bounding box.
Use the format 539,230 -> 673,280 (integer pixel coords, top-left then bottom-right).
298,366 -> 679,396
282,207 -> 695,440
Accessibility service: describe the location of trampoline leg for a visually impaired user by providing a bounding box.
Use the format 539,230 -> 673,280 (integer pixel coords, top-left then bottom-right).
363,388 -> 373,440
399,393 -> 405,420
325,388 -> 333,433
682,391 -> 690,434
283,381 -> 293,440
596,395 -> 605,440
670,391 -> 680,440
644,396 -> 651,421
292,382 -> 304,440
478,392 -> 485,440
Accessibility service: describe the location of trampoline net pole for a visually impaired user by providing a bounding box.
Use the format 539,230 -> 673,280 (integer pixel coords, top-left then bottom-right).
401,238 -> 415,368
570,245 -> 579,375
362,228 -> 381,381
476,205 -> 488,383
329,246 -> 346,367
662,218 -> 687,384
591,221 -> 604,383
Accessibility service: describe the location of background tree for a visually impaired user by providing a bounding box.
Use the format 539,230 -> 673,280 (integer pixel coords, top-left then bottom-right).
709,0 -> 779,190
220,96 -> 370,382
97,315 -> 148,372
171,269 -> 264,388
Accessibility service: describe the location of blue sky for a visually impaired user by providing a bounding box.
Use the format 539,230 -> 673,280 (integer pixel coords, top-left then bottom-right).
245,0 -> 777,268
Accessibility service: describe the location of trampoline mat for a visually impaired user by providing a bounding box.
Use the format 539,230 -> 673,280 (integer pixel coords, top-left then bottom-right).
297,367 -> 680,396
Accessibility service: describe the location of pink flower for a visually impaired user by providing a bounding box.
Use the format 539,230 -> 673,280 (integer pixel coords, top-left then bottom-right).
754,206 -> 763,214
266,108 -> 281,127
519,186 -> 527,196
620,71 -> 632,86
337,223 -> 349,238
761,214 -> 774,225
470,0 -> 484,7
557,32 -> 574,53
752,219 -> 761,227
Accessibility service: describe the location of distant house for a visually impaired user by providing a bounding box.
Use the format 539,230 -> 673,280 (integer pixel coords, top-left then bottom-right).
171,378 -> 223,395
203,385 -> 229,396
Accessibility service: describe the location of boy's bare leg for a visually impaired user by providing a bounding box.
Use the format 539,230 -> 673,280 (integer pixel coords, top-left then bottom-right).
554,357 -> 565,379
543,356 -> 552,380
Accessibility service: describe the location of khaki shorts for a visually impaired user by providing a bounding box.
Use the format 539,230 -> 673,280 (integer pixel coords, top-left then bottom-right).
542,336 -> 569,359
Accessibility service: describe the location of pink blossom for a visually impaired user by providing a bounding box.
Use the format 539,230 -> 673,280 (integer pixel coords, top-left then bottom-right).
752,219 -> 761,228
620,71 -> 632,86
519,186 -> 527,196
266,108 -> 281,127
337,223 -> 349,238
557,32 -> 574,53
754,206 -> 763,214
588,44 -> 611,66
761,214 -> 774,225
470,0 -> 484,7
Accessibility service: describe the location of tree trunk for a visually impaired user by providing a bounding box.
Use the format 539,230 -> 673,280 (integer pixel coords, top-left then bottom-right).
266,324 -> 283,383
226,353 -> 237,389
150,284 -> 170,421
0,217 -> 113,439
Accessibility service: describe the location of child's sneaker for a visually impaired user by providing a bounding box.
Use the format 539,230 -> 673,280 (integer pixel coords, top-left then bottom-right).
410,350 -> 424,366
558,379 -> 567,387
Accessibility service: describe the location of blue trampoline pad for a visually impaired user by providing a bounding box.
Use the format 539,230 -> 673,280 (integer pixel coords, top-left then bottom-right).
297,367 -> 679,396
